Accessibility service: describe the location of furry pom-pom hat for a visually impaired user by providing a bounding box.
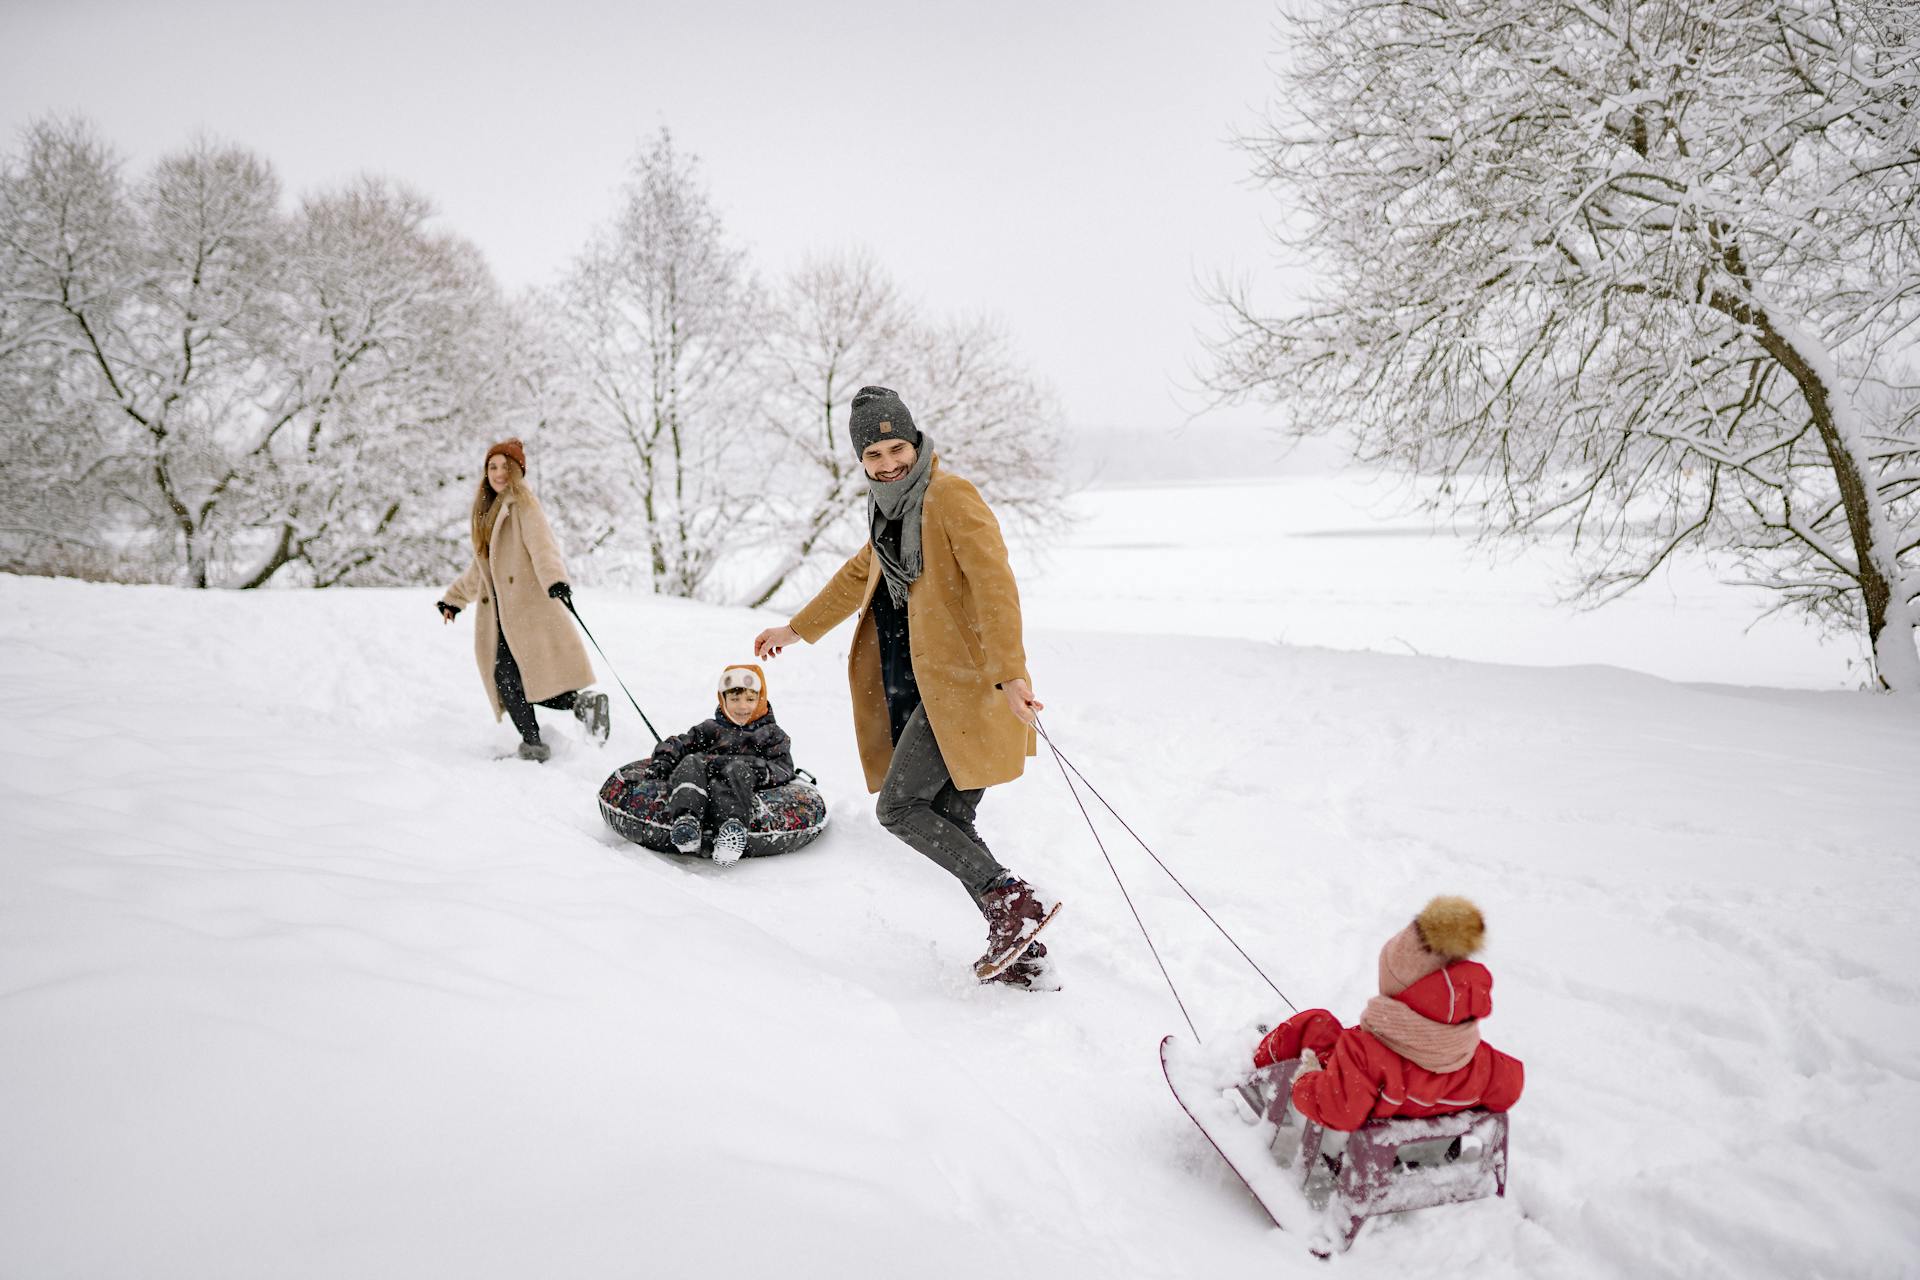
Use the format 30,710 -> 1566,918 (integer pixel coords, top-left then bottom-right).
1412,895 -> 1485,960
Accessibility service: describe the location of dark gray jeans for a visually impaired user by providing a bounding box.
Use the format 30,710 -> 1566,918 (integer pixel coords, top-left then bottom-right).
876,704 -> 1007,901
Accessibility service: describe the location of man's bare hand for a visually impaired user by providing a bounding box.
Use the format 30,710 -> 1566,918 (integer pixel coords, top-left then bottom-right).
754,625 -> 801,660
1001,677 -> 1043,725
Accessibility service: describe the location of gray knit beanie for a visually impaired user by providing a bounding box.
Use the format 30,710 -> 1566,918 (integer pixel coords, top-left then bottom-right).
848,386 -> 921,455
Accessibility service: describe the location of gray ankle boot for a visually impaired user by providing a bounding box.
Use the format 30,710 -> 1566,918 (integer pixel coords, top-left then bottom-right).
573,691 -> 611,745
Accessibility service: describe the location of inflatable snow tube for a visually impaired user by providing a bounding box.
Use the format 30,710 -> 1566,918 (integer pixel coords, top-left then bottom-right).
597,760 -> 829,859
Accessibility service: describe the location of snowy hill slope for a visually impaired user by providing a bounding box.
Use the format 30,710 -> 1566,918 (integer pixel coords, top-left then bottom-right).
1,574 -> 1916,1278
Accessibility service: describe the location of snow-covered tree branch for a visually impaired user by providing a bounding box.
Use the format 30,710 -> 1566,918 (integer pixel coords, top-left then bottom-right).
1207,0 -> 1920,688
554,129 -> 765,599
744,249 -> 1067,611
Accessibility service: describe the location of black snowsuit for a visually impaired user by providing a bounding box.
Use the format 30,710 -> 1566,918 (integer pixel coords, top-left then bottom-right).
649,706 -> 797,829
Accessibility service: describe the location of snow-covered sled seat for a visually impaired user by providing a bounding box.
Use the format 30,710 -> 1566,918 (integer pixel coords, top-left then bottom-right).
597,761 -> 829,859
1245,1059 -> 1510,1254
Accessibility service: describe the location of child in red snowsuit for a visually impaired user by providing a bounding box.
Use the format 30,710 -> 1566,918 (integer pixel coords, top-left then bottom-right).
1252,896 -> 1524,1132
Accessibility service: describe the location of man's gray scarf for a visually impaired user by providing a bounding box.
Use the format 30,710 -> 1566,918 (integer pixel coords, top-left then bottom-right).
867,437 -> 935,609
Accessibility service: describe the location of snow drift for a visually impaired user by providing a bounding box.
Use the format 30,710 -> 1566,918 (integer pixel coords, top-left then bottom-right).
1,570 -> 1915,1278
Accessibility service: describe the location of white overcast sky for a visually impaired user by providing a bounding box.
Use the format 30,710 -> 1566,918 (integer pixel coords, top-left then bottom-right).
1,0 -> 1307,437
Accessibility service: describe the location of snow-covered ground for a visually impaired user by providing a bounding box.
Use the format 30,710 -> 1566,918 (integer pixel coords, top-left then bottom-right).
3,481 -> 1916,1277
1022,474 -> 1864,689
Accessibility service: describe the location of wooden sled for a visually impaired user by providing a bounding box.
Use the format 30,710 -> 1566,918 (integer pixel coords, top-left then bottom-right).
1239,1058 -> 1510,1254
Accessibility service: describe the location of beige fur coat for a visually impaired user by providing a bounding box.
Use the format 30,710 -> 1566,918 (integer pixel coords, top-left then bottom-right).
442,491 -> 594,719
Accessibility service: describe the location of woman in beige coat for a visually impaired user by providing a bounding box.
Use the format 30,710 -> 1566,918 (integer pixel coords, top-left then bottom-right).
754,387 -> 1058,988
437,438 -> 605,762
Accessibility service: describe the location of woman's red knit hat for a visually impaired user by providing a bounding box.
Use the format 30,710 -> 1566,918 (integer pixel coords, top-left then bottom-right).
485,438 -> 527,472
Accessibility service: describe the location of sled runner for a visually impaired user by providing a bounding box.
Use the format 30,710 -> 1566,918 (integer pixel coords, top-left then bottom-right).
1161,1037 -> 1320,1239
1162,1035 -> 1509,1255
597,762 -> 828,859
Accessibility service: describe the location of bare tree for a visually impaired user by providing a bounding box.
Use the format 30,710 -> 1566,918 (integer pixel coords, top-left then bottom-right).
234,177 -> 514,588
903,312 -> 1067,527
4,119 -> 1065,602
560,129 -> 763,598
745,249 -> 1067,609
1,119 -> 525,588
0,126 -> 286,586
0,119 -> 138,577
482,287 -> 626,572
1207,0 -> 1920,689
742,248 -> 915,606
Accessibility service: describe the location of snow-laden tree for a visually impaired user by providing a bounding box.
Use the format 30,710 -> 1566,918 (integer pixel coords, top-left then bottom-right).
741,249 -> 915,607
560,129 -> 765,598
0,119 -> 140,578
0,119 -> 523,588
0,125 -> 285,586
901,312 -> 1067,529
232,178 -> 516,588
479,287 -> 627,573
5,119 -> 1066,599
1208,0 -> 1920,688
744,248 -> 1067,609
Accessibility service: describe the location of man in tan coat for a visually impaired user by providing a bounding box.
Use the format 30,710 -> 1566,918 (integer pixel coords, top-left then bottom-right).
755,387 -> 1059,987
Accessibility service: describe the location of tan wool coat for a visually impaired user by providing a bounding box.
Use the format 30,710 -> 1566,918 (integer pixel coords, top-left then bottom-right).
791,464 -> 1035,793
441,491 -> 594,720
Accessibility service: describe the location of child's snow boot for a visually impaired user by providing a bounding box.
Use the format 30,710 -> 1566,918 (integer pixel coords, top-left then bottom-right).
711,818 -> 748,866
669,813 -> 702,854
517,739 -> 551,763
574,690 -> 612,745
974,875 -> 1060,979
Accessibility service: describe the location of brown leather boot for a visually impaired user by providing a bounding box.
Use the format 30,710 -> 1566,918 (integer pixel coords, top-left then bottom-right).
974,877 -> 1060,979
984,941 -> 1059,991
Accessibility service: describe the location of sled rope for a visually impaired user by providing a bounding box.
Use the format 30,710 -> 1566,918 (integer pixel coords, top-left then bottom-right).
1037,718 -> 1198,1037
1037,721 -> 1298,1018
562,598 -> 663,744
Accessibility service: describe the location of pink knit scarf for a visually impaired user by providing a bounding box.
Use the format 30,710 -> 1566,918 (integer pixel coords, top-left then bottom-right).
1362,924 -> 1480,1074
1360,995 -> 1480,1074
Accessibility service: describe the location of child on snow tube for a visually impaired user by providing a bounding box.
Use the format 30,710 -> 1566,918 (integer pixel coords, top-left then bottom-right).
643,664 -> 797,864
1249,896 -> 1524,1131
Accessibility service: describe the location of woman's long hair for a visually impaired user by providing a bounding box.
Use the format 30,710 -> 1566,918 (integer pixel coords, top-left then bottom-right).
470,457 -> 530,559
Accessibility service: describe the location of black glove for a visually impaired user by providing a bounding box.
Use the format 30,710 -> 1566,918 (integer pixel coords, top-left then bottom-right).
436,601 -> 460,621
754,760 -> 772,787
548,582 -> 572,603
645,753 -> 673,779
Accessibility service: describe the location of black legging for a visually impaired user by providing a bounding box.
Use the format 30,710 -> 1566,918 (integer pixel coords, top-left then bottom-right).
495,625 -> 576,744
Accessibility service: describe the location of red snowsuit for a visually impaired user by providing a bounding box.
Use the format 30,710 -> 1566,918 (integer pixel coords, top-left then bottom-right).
1252,961 -> 1524,1132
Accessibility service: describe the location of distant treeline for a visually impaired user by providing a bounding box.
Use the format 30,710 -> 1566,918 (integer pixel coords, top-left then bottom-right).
0,121 -> 1066,605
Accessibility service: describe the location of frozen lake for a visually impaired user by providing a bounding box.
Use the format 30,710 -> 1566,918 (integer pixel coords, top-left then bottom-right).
1015,473 -> 1863,690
